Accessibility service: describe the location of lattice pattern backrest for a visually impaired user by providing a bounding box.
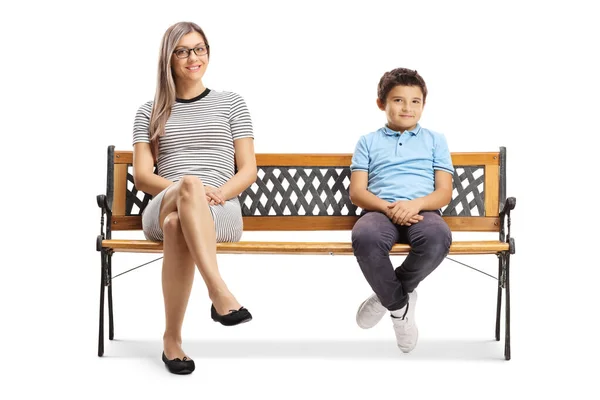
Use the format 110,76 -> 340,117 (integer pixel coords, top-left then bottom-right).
125,165 -> 153,216
239,167 -> 358,216
444,166 -> 485,216
123,164 -> 486,217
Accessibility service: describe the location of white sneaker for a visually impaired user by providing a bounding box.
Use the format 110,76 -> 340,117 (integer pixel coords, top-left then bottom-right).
391,290 -> 418,353
356,293 -> 387,329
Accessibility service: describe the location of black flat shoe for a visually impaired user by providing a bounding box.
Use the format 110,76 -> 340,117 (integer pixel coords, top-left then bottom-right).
162,352 -> 195,375
211,304 -> 253,326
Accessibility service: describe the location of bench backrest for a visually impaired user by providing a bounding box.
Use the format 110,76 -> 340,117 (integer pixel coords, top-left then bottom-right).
104,146 -> 506,233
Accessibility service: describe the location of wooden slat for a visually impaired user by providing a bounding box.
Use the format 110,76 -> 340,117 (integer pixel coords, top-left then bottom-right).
102,239 -> 508,255
255,153 -> 499,167
243,216 -> 359,231
485,164 -> 500,216
111,216 -> 142,230
452,152 -> 499,166
113,164 -> 128,216
443,216 -> 500,232
242,216 -> 500,232
114,151 -> 132,164
114,151 -> 499,167
111,215 -> 500,232
256,154 -> 352,167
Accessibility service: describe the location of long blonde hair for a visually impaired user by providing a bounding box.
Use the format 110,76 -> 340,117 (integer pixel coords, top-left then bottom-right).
149,22 -> 210,161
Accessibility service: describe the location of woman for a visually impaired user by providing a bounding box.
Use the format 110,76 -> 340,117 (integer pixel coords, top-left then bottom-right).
132,21 -> 257,374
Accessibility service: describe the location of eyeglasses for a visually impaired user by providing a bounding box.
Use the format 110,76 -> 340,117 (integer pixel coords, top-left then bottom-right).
173,45 -> 209,59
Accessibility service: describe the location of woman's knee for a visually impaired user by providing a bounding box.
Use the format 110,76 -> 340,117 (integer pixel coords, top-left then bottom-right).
162,211 -> 181,237
178,175 -> 205,202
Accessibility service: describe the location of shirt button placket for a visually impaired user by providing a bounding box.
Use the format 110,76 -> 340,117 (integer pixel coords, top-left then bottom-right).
396,135 -> 403,156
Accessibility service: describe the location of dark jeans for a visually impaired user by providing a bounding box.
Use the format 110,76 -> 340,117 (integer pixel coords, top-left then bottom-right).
351,211 -> 452,311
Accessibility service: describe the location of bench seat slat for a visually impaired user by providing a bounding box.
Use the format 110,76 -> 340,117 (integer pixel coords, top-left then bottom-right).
110,216 -> 501,232
102,240 -> 509,255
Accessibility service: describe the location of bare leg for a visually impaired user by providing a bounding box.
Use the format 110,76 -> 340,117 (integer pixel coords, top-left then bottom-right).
161,211 -> 195,360
160,176 -> 242,315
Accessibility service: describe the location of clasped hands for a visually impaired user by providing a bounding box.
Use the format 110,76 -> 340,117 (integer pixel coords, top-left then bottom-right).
204,185 -> 226,206
386,199 -> 424,226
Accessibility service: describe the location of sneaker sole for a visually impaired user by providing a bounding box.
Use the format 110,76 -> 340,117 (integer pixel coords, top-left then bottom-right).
356,298 -> 386,329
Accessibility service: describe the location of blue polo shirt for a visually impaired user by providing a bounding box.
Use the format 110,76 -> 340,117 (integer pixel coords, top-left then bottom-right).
350,124 -> 453,202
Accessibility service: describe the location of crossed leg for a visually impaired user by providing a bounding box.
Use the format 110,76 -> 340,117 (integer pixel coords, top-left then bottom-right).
160,176 -> 242,359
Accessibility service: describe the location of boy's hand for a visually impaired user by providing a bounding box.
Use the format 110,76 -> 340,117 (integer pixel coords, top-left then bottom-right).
386,200 -> 423,226
204,185 -> 226,206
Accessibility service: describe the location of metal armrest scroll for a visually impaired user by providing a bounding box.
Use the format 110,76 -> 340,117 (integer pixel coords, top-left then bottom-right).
96,194 -> 111,251
499,197 -> 516,254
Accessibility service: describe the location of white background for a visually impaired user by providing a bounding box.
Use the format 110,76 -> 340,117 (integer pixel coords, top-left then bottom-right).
1,0 -> 599,398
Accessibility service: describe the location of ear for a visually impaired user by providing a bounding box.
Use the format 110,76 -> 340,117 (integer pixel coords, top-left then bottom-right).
376,98 -> 385,111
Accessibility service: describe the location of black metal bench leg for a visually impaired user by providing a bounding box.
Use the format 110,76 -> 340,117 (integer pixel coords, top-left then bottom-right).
98,250 -> 106,357
108,253 -> 114,340
495,254 -> 503,341
504,253 -> 511,360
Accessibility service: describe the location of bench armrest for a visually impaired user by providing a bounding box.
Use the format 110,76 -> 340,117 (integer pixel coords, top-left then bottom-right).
96,194 -> 111,251
499,196 -> 516,254
500,197 -> 516,215
97,194 -> 110,212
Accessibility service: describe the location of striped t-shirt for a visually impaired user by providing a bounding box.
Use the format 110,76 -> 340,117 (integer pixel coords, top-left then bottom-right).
132,89 -> 254,188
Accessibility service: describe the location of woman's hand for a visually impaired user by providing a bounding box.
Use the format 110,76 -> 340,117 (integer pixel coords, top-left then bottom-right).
204,185 -> 226,206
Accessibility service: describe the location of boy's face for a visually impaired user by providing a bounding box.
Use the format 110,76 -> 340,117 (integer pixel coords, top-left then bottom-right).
377,85 -> 424,132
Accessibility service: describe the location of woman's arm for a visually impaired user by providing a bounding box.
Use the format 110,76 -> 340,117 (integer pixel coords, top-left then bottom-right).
218,137 -> 257,201
132,142 -> 173,196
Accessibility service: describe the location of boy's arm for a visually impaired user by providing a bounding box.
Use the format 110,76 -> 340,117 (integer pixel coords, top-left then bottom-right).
414,170 -> 453,210
349,171 -> 390,213
419,132 -> 454,211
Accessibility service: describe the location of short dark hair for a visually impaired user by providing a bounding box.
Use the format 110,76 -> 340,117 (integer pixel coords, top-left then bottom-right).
377,68 -> 428,105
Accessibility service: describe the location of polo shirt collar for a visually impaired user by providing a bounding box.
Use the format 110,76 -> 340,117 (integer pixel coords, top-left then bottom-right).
382,123 -> 422,136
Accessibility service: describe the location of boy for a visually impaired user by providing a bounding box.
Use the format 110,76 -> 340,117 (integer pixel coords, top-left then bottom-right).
350,68 -> 454,353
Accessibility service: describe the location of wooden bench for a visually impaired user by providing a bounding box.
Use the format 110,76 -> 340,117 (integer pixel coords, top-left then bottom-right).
96,146 -> 516,359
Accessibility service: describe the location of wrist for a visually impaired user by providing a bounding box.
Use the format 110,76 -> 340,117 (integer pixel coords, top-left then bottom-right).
379,200 -> 391,214
220,186 -> 236,201
413,197 -> 425,211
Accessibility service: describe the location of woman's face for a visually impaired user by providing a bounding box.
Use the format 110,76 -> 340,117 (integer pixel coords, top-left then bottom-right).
171,31 -> 209,82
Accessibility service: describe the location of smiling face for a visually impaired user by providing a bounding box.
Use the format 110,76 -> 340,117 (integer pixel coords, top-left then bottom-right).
171,31 -> 209,83
377,85 -> 424,132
